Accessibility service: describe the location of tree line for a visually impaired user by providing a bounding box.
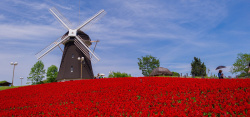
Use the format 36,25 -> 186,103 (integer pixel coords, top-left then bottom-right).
137,53 -> 250,78
27,53 -> 249,85
27,61 -> 58,85
137,55 -> 206,77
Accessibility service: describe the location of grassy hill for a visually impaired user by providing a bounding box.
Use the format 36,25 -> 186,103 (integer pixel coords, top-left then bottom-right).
0,86 -> 20,91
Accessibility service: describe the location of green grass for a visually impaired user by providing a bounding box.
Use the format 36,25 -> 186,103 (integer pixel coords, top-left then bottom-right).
0,86 -> 21,91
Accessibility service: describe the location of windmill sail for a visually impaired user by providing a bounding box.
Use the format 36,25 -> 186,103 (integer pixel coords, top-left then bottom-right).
49,7 -> 72,30
74,39 -> 91,60
35,36 -> 70,60
75,35 -> 100,63
76,9 -> 106,31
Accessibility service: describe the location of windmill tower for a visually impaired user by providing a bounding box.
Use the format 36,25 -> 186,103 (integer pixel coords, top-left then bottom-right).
36,7 -> 106,81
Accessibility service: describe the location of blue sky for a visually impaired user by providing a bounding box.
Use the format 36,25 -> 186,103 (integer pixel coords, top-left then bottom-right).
0,0 -> 250,86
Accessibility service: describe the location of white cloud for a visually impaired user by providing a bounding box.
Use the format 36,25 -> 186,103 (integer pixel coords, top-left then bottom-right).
45,0 -> 72,10
0,24 -> 63,40
10,0 -> 50,10
165,63 -> 191,74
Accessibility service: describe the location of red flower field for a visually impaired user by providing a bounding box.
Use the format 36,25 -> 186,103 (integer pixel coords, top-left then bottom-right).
0,77 -> 249,116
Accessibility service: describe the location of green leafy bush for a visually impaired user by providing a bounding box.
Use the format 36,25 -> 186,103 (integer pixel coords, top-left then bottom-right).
0,80 -> 7,84
108,72 -> 131,78
172,72 -> 180,76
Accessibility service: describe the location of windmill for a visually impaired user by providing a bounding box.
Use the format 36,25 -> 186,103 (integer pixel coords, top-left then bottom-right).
35,7 -> 106,81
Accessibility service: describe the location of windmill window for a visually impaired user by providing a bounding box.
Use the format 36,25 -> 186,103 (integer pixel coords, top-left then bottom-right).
72,54 -> 74,58
71,66 -> 73,72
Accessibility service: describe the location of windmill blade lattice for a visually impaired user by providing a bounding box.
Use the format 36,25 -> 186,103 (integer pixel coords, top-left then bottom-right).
77,9 -> 106,31
75,35 -> 100,64
49,7 -> 72,30
35,36 -> 70,60
74,39 -> 91,59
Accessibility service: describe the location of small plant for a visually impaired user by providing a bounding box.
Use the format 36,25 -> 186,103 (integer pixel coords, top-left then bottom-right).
108,71 -> 131,78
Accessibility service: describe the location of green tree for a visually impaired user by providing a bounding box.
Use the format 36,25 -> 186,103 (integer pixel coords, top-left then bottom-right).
0,80 -> 7,84
172,72 -> 180,76
230,53 -> 250,77
108,71 -> 131,78
46,65 -> 58,83
27,61 -> 46,85
138,55 -> 160,76
191,57 -> 206,77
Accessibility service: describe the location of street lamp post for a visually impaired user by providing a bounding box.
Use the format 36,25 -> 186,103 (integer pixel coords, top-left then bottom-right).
10,62 -> 18,86
20,77 -> 23,86
78,57 -> 84,79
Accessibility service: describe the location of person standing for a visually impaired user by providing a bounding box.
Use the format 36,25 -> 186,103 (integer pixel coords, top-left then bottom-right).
218,70 -> 224,79
97,73 -> 100,79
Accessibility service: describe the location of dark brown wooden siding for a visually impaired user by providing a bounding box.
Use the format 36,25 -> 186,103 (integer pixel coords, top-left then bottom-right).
56,30 -> 94,80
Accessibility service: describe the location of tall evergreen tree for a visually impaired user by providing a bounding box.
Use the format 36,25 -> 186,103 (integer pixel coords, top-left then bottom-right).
191,57 -> 206,77
27,61 -> 46,85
